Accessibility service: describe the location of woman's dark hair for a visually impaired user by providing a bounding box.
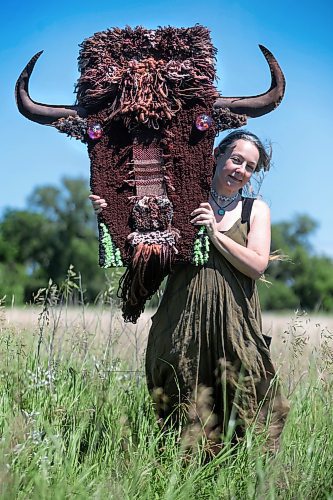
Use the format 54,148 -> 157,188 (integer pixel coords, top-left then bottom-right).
215,129 -> 272,172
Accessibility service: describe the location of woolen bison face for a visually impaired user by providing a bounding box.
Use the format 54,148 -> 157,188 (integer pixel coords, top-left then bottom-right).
15,25 -> 285,322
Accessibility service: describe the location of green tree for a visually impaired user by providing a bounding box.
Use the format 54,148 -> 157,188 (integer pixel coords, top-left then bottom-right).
259,214 -> 333,312
0,210 -> 54,302
0,177 -> 109,303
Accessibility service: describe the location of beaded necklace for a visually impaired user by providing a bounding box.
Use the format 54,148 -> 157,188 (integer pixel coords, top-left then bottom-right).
210,187 -> 239,203
210,191 -> 240,216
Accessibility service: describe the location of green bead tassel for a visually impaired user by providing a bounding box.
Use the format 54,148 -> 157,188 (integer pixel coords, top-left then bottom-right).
191,225 -> 210,266
100,223 -> 123,268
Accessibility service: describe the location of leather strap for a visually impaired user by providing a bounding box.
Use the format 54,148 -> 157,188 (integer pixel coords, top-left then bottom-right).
241,197 -> 255,232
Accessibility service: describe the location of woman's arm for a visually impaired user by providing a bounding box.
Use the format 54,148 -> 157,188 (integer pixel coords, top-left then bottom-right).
191,200 -> 271,280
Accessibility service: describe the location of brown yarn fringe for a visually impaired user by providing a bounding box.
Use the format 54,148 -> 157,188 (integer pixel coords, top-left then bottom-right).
118,241 -> 177,323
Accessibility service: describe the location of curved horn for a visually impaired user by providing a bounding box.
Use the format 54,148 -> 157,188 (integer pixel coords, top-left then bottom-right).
214,45 -> 285,118
15,51 -> 87,125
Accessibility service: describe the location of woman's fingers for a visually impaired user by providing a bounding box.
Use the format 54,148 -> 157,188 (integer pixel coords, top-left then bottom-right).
89,195 -> 100,204
200,202 -> 214,211
89,194 -> 106,204
191,214 -> 214,225
191,203 -> 216,234
89,194 -> 108,214
89,194 -> 107,204
190,202 -> 217,237
190,206 -> 213,218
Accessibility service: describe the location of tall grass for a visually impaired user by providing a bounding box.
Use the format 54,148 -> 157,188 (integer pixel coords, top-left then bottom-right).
0,272 -> 333,499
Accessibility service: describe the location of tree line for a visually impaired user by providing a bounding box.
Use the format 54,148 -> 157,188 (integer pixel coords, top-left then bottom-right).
1,177 -> 332,311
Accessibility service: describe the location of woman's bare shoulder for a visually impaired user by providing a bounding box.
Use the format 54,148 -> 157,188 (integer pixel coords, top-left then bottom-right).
252,198 -> 270,217
249,199 -> 271,230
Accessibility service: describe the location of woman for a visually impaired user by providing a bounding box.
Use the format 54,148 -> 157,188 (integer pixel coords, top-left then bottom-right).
90,130 -> 289,452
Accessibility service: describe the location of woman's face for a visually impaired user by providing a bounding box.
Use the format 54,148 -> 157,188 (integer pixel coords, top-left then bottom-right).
214,139 -> 260,195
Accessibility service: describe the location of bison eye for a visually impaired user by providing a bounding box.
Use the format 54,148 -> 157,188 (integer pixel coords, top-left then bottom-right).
195,114 -> 213,131
87,123 -> 104,140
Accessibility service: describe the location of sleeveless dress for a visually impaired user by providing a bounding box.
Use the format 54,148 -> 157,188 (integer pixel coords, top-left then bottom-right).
145,198 -> 289,450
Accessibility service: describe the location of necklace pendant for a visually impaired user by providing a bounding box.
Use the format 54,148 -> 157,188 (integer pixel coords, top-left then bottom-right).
218,208 -> 225,216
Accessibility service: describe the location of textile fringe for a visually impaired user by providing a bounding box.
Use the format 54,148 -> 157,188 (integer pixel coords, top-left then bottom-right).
118,236 -> 178,323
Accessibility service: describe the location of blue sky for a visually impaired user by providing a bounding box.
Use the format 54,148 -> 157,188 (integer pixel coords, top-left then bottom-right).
1,0 -> 332,255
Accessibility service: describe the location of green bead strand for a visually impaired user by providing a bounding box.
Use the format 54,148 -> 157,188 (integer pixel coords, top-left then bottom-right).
192,225 -> 210,266
100,223 -> 123,268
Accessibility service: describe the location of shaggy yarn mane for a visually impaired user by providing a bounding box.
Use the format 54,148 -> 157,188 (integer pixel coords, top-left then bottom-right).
75,25 -> 218,128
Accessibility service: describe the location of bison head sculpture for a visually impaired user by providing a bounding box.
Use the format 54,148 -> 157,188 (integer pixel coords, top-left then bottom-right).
15,25 -> 285,322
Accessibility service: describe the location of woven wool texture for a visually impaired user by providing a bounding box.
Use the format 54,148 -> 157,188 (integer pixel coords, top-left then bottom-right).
88,103 -> 217,265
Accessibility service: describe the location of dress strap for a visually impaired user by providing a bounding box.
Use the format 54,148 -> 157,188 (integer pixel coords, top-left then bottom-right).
241,197 -> 255,232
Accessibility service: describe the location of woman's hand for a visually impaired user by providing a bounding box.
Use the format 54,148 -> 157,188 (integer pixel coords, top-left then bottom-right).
89,194 -> 108,215
190,202 -> 217,236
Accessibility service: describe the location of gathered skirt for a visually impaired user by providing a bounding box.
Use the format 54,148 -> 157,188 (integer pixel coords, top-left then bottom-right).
145,244 -> 289,449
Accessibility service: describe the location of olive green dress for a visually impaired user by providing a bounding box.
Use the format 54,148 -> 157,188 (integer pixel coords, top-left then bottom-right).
145,198 -> 289,449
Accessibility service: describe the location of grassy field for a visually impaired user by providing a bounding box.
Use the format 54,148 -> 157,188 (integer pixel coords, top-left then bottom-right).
1,282 -> 333,499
